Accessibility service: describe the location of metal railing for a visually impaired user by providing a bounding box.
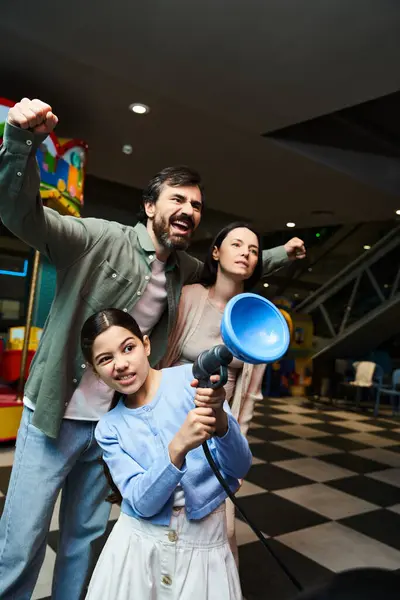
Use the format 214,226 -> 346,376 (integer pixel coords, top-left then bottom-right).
296,224 -> 400,342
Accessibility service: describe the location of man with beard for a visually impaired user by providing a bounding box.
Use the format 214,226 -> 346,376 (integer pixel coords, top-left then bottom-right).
0,98 -> 306,600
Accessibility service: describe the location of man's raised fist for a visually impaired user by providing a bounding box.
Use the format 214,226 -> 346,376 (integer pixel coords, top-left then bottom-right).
7,98 -> 58,135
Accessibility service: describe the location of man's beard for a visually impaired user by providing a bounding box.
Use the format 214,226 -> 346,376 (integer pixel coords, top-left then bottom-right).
153,214 -> 194,251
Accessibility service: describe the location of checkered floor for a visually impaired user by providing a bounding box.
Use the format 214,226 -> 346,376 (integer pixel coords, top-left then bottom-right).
1,397 -> 400,599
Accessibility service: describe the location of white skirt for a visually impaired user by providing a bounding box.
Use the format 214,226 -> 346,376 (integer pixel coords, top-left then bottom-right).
85,505 -> 242,600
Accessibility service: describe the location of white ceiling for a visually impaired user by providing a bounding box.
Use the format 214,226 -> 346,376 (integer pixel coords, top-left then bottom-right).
1,0 -> 400,232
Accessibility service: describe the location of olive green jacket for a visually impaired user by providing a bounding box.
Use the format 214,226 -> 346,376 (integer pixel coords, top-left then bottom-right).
0,123 -> 289,437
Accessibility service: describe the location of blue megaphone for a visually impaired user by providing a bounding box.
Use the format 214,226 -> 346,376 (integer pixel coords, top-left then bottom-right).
193,293 -> 290,388
221,292 -> 290,364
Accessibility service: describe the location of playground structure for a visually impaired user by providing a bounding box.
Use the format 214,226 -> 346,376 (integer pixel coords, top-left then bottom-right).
0,98 -> 87,217
266,297 -> 314,398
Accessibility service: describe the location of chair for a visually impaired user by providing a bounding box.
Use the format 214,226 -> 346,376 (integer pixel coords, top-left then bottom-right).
375,369 -> 400,417
348,361 -> 378,409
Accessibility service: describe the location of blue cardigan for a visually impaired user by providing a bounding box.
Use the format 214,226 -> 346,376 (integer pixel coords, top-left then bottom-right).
95,364 -> 252,524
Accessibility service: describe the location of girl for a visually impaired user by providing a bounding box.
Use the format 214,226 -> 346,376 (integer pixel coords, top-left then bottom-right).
161,222 -> 267,564
81,308 -> 252,600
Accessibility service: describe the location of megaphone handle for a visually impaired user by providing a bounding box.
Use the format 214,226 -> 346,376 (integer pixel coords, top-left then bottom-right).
197,365 -> 228,389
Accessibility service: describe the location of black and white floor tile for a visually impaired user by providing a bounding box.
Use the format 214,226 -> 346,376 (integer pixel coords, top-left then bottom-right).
1,396 -> 400,599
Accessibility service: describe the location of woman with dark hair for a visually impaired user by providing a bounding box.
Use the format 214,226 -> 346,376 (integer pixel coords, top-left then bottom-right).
81,308 -> 251,599
161,222 -> 267,566
199,222 -> 263,292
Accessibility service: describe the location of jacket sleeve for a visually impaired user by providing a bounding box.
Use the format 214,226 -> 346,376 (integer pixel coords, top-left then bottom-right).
210,402 -> 252,480
184,246 -> 290,283
262,246 -> 290,276
0,122 -> 104,269
95,420 -> 187,518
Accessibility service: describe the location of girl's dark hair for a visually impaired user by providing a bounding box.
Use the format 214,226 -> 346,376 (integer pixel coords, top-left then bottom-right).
199,222 -> 263,291
81,308 -> 146,506
81,308 -> 144,367
102,408 -> 123,504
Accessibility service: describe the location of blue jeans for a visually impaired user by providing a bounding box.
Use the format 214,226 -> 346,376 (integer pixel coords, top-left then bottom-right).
0,407 -> 111,600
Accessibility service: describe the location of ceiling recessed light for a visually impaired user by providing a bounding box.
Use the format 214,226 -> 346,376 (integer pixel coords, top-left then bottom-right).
263,283 -> 269,288
396,209 -> 400,215
129,103 -> 150,115
122,144 -> 133,155
363,245 -> 371,250
286,222 -> 296,228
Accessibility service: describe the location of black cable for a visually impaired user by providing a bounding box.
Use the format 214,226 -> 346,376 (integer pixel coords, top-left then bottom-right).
203,441 -> 303,592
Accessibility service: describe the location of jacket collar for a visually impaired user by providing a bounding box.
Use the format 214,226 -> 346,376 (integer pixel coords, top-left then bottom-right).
134,222 -> 178,271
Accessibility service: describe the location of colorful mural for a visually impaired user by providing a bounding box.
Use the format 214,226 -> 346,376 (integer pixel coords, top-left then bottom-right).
0,98 -> 87,217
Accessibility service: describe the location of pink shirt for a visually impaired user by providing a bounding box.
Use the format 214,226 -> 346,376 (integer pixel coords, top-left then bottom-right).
24,259 -> 167,420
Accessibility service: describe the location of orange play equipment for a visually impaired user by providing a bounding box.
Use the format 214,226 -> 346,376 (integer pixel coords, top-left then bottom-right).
0,331 -> 38,441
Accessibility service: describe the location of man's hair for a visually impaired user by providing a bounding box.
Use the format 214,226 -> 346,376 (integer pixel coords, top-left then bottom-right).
137,165 -> 205,223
